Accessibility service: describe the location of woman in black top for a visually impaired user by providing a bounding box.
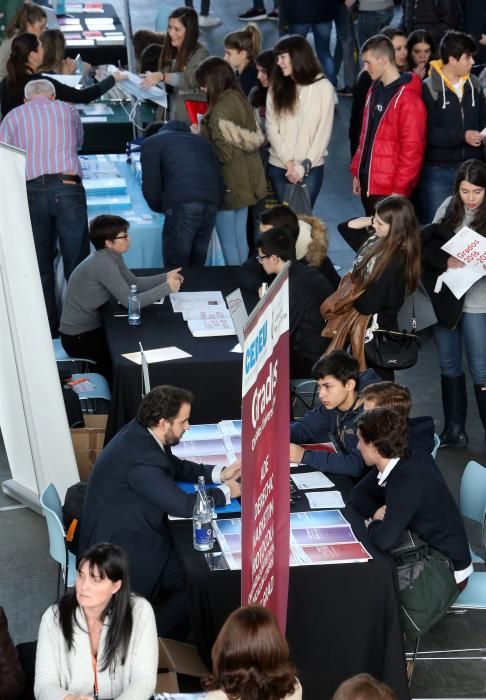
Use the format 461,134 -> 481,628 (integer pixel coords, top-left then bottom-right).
338,196 -> 421,377
0,32 -> 126,116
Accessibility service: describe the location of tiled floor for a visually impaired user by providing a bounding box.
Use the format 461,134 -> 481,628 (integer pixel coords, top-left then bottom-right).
1,1 -> 485,697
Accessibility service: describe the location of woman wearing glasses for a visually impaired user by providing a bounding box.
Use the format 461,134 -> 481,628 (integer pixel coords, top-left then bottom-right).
59,215 -> 183,381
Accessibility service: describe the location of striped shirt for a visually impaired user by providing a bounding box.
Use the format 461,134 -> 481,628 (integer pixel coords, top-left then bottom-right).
0,96 -> 83,180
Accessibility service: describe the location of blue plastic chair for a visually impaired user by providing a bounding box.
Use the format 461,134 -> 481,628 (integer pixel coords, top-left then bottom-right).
70,373 -> 111,415
40,483 -> 77,598
431,433 -> 440,459
459,461 -> 486,564
52,338 -> 95,373
452,572 -> 486,609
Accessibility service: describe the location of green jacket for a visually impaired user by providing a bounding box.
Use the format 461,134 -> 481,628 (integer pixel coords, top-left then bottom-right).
201,89 -> 267,210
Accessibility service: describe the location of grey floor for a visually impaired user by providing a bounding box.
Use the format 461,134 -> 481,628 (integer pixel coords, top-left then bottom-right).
1,0 -> 486,697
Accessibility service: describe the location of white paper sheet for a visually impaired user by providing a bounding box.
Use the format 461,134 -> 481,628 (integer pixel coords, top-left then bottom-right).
291,472 -> 335,490
434,266 -> 485,299
122,346 -> 191,364
305,491 -> 345,509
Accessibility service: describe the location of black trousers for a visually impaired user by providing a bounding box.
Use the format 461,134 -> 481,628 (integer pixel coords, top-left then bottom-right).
60,326 -> 112,385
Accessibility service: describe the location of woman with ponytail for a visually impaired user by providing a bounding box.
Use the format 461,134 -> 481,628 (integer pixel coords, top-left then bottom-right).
223,24 -> 262,95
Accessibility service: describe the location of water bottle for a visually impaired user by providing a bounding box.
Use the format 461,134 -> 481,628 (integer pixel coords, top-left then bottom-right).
193,476 -> 214,552
128,284 -> 141,326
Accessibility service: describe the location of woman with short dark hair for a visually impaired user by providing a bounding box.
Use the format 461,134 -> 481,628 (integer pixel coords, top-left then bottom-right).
203,605 -> 301,700
266,35 -> 334,209
34,543 -> 158,700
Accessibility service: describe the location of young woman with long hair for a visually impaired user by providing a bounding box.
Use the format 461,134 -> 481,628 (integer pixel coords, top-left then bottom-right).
265,35 -> 334,209
34,543 -> 158,700
338,196 -> 421,377
407,29 -> 436,80
203,605 -> 301,700
0,1 -> 46,79
195,56 -> 266,264
249,49 -> 274,136
422,159 -> 486,446
141,6 -> 209,122
223,24 -> 261,95
0,32 -> 126,116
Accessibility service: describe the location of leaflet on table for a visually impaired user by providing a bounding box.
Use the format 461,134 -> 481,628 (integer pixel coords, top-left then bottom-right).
174,482 -> 241,515
291,472 -> 334,490
300,442 -> 337,453
289,525 -> 357,546
121,346 -> 191,364
187,318 -> 236,338
305,491 -> 345,509
182,308 -> 232,321
86,194 -> 131,210
76,104 -> 115,116
295,542 -> 372,565
83,178 -> 127,195
170,291 -> 226,313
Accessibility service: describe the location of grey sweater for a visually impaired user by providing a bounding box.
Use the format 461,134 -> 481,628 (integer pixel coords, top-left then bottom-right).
60,248 -> 170,335
433,196 -> 486,314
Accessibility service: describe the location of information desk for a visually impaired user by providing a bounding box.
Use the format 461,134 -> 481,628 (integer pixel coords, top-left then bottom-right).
63,3 -> 127,66
103,266 -> 258,440
169,474 -> 409,700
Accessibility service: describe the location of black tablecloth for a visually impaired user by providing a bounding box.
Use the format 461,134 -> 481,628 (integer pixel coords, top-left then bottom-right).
103,266 -> 257,441
170,472 -> 409,700
64,3 -> 127,66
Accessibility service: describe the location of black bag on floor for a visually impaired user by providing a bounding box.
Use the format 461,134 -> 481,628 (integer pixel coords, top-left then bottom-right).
63,482 -> 87,555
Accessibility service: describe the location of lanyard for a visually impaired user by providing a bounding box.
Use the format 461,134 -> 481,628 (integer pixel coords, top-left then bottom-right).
92,654 -> 99,700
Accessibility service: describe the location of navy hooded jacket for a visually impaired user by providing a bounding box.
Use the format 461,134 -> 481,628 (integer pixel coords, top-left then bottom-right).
141,120 -> 225,213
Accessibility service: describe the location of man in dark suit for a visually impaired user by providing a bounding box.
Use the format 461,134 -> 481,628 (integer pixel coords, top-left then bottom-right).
79,385 -> 241,639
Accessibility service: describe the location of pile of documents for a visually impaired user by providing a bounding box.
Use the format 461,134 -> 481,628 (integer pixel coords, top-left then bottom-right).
170,291 -> 237,338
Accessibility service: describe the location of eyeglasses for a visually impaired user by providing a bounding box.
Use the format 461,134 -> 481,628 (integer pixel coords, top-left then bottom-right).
256,254 -> 270,262
113,233 -> 129,240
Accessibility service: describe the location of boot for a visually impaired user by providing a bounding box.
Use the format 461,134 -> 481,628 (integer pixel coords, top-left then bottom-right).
439,374 -> 468,448
474,384 -> 486,442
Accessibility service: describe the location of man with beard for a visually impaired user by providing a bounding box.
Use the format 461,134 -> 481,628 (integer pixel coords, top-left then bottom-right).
79,385 -> 240,639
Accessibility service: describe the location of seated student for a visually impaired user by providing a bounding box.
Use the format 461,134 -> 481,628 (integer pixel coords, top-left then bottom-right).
240,204 -> 340,293
35,543 -> 158,700
350,408 -> 472,587
203,605 -> 301,700
257,226 -> 334,378
359,381 -> 435,454
290,351 -> 380,476
59,215 -> 183,380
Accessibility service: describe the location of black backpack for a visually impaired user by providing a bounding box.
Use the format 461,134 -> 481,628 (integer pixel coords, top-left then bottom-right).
63,482 -> 87,555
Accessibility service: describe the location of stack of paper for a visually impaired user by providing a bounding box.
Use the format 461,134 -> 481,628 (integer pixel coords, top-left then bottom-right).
170,292 -> 236,338
187,318 -> 236,337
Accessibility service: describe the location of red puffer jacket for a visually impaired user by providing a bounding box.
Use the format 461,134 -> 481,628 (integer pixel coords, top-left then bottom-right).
350,72 -> 426,197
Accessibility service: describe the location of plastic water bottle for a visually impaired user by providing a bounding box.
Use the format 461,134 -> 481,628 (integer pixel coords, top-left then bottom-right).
128,285 -> 141,326
193,476 -> 214,552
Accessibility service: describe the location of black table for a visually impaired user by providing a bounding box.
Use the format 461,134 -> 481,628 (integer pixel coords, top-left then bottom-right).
103,266 -> 258,441
63,3 -> 127,66
170,472 -> 410,700
80,102 -> 155,154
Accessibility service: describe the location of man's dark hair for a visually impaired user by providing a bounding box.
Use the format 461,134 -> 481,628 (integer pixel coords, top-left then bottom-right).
361,34 -> 396,64
137,385 -> 194,428
311,351 -> 360,387
260,205 -> 299,240
90,215 -> 130,250
380,26 -> 407,42
257,226 -> 296,261
332,673 -> 397,700
439,30 -> 477,64
140,42 -> 164,73
357,408 -> 409,458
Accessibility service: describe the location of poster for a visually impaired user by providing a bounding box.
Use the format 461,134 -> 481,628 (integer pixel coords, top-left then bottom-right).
241,264 -> 290,632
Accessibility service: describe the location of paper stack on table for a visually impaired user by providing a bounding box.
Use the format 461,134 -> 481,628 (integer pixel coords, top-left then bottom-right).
122,346 -> 191,364
170,292 -> 237,338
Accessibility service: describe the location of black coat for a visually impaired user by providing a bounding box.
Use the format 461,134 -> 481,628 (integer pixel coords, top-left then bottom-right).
350,451 -> 471,572
78,419 -> 226,599
402,0 -> 461,46
141,121 -> 224,213
280,0 -> 339,23
421,221 -> 463,329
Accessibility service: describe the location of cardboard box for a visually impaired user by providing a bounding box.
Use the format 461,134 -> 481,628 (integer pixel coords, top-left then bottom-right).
155,638 -> 208,693
70,414 -> 108,481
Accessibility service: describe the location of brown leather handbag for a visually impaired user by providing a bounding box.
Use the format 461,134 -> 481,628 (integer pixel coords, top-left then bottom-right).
320,273 -> 370,370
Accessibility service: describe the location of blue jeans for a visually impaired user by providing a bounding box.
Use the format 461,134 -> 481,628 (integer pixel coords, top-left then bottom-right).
162,201 -> 217,267
432,314 -> 486,385
414,165 -> 457,225
215,208 -> 249,265
288,22 -> 336,86
334,4 -> 358,89
27,176 -> 89,336
268,164 -> 324,209
357,7 -> 394,47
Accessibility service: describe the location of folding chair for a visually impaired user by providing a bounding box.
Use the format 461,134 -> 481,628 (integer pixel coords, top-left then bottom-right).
40,483 -> 77,599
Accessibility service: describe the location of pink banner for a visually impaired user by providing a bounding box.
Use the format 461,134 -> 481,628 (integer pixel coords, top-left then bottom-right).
241,265 -> 290,632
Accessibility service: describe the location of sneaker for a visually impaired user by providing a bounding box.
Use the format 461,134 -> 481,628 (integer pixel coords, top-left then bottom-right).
237,8 -> 267,21
267,9 -> 278,20
199,13 -> 221,27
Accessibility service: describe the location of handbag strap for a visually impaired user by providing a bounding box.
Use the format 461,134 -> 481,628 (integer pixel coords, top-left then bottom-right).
411,296 -> 417,332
